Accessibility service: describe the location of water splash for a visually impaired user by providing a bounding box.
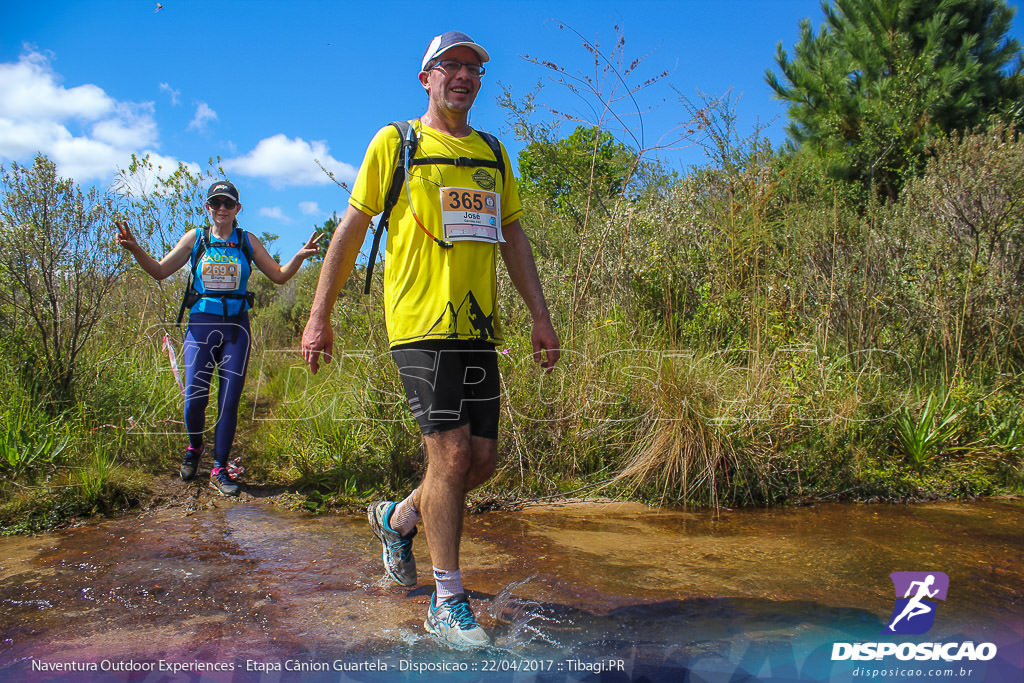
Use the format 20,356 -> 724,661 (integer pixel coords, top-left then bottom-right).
487,576 -> 565,650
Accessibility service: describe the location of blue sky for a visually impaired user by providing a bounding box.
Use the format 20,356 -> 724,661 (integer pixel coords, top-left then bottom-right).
2,1 -> 1020,257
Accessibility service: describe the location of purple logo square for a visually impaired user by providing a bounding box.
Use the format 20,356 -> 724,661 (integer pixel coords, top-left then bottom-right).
885,571 -> 949,635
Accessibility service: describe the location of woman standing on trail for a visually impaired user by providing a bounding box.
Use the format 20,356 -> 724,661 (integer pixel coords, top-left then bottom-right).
116,181 -> 321,496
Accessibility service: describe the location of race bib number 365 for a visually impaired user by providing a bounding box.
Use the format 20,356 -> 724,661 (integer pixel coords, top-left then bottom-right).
439,187 -> 504,243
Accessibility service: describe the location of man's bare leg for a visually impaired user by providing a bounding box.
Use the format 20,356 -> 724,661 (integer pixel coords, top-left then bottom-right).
418,426 -> 498,572
370,428 -> 498,589
417,425 -> 497,647
412,433 -> 497,512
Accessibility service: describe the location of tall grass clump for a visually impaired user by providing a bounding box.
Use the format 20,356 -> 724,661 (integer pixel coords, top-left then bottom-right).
609,350 -> 742,508
892,390 -> 963,473
492,27 -> 1023,506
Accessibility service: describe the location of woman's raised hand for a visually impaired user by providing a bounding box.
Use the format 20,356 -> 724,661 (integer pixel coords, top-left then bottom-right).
297,231 -> 325,260
114,221 -> 140,254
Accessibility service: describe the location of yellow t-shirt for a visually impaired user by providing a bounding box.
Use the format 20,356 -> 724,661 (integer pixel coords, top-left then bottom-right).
350,121 -> 522,347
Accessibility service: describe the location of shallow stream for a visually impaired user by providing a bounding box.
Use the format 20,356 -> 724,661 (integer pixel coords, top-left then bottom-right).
1,499 -> 1021,681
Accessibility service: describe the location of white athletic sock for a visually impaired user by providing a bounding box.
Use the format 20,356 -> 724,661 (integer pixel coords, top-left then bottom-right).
433,567 -> 463,601
390,490 -> 420,537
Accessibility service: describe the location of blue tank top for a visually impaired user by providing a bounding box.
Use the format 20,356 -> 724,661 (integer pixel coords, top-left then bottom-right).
189,226 -> 253,317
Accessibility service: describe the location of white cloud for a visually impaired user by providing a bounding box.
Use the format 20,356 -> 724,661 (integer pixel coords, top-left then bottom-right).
0,118 -> 68,159
159,82 -> 180,106
117,153 -> 202,196
188,101 -> 217,132
92,102 -> 158,149
299,201 -> 321,215
50,135 -> 128,183
145,153 -> 201,177
0,48 -> 182,184
223,134 -> 357,188
258,206 -> 292,223
0,49 -> 113,121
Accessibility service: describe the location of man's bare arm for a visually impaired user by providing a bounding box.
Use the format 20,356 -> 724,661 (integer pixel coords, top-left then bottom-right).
301,205 -> 374,373
499,219 -> 560,371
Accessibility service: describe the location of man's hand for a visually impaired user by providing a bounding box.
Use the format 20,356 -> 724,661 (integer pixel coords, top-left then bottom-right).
299,205 -> 374,374
498,219 -> 559,372
301,315 -> 334,374
531,317 -> 560,373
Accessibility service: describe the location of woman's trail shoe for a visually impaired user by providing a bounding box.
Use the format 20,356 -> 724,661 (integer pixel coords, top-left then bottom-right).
209,468 -> 240,496
180,447 -> 202,481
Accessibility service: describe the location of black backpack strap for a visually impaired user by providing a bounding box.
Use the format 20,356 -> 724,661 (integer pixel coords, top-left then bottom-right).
360,124 -> 506,295
196,226 -> 211,273
236,227 -> 253,265
405,129 -> 505,183
364,120 -> 417,294
409,156 -> 501,169
177,228 -> 208,325
176,282 -> 191,326
475,129 -> 506,185
235,227 -> 255,309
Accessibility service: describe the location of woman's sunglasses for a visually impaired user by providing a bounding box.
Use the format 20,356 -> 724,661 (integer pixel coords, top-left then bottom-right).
208,197 -> 237,210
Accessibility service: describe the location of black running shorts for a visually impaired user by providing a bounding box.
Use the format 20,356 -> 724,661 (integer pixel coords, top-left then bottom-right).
390,339 -> 500,439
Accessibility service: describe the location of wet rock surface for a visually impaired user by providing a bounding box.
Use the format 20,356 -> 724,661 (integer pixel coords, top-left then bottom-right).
1,498 -> 1021,681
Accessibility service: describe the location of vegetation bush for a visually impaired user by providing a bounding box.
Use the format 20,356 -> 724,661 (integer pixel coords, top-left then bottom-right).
1,12 -> 1022,531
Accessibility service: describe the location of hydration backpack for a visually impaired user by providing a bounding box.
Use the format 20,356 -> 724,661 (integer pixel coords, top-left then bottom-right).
363,120 -> 507,294
176,226 -> 255,324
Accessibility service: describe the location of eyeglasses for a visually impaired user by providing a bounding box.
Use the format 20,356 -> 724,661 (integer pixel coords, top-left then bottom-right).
208,197 -> 237,210
431,59 -> 485,77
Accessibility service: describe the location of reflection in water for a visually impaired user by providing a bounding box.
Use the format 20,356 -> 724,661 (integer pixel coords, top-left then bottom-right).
0,500 -> 1021,681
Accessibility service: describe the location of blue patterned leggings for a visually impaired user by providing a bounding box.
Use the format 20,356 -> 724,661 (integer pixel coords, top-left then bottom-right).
183,312 -> 251,468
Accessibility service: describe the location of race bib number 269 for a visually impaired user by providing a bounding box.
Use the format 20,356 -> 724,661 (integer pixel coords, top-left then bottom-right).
200,261 -> 240,290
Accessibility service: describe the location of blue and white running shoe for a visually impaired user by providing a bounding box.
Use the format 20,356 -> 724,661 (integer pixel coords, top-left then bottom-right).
424,592 -> 491,648
367,501 -> 417,586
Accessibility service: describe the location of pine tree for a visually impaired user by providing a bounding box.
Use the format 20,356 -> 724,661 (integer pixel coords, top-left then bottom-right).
767,0 -> 1023,200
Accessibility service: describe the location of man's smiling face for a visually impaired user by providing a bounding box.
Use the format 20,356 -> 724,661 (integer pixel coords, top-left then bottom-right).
421,46 -> 482,115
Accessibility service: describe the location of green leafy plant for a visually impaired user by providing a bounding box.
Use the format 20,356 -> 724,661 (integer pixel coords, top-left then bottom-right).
0,402 -> 69,482
893,392 -> 962,473
987,410 -> 1024,455
74,448 -> 116,507
767,0 -> 1023,199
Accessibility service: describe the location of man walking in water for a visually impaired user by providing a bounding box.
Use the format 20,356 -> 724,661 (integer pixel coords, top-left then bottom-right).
301,31 -> 559,648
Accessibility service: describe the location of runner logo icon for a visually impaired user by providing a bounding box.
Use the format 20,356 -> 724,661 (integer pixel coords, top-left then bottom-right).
885,571 -> 949,635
